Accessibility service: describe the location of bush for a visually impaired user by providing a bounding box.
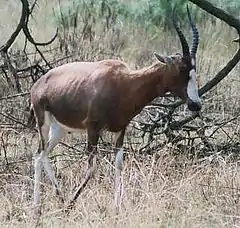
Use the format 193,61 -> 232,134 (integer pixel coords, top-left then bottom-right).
53,0 -> 240,33
53,0 -> 190,33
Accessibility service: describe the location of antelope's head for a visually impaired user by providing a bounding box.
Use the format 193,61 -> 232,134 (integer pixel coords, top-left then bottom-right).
154,7 -> 201,113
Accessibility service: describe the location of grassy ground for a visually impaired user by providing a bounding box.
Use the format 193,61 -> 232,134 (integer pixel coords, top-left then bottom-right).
0,0 -> 239,227
0,134 -> 239,227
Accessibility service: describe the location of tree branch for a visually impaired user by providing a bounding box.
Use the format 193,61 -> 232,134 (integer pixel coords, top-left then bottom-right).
22,0 -> 58,46
0,0 -> 58,53
199,48 -> 240,96
0,0 -> 29,52
188,0 -> 240,94
189,0 -> 240,34
153,1 -> 240,110
144,1 -> 240,140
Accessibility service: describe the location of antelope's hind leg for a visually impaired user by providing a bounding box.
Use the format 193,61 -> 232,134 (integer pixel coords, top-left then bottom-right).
34,117 -> 50,213
43,118 -> 66,202
34,112 -> 65,213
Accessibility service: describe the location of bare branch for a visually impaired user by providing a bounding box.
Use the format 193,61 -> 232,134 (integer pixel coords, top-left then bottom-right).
0,0 -> 29,52
189,0 -> 240,34
22,0 -> 58,46
23,25 -> 58,46
168,113 -> 199,130
149,1 -> 240,112
30,0 -> 39,14
0,0 -> 57,53
35,46 -> 52,68
233,38 -> 240,43
0,0 -> 58,90
0,92 -> 30,101
146,1 -> 240,130
199,49 -> 240,96
1,52 -> 22,92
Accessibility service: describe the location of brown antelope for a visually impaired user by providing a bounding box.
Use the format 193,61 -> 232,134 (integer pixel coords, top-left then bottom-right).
30,8 -> 201,213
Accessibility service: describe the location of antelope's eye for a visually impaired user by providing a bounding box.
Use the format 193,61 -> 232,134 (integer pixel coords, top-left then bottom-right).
179,64 -> 188,73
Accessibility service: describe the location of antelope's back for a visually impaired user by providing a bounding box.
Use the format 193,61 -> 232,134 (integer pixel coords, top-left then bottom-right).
30,60 -> 130,129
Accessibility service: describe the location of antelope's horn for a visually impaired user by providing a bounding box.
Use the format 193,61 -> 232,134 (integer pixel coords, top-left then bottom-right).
172,7 -> 190,57
187,5 -> 199,59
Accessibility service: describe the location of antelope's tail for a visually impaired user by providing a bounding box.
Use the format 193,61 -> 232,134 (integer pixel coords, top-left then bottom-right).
27,104 -> 36,129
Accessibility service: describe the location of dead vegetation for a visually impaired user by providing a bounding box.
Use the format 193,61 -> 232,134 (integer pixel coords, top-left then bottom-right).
0,0 -> 239,227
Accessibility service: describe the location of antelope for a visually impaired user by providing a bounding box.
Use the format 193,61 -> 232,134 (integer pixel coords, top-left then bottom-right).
30,8 -> 201,214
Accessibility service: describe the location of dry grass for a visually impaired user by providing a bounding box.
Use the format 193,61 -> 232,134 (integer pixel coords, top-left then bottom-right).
0,1 -> 240,227
0,133 -> 239,227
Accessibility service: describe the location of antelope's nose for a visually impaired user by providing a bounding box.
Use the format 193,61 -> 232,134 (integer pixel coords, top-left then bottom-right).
187,99 -> 201,112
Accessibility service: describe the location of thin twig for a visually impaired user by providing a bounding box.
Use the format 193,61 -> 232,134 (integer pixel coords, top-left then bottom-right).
0,92 -> 30,101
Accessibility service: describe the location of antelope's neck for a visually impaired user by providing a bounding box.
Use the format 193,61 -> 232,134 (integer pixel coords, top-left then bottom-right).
128,62 -> 167,111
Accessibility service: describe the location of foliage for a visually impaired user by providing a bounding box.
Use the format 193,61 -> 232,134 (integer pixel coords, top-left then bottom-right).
53,0 -> 240,34
216,0 -> 240,17
53,0 -> 189,33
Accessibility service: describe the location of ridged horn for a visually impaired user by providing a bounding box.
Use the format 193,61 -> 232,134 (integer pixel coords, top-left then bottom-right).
187,5 -> 199,59
172,7 -> 190,57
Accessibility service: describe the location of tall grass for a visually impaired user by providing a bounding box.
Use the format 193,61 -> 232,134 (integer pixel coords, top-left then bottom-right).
0,0 -> 239,227
0,134 -> 239,227
52,0 -> 240,32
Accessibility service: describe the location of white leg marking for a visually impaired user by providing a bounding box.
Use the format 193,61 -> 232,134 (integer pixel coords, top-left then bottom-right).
44,121 -> 65,197
41,154 -> 61,196
187,69 -> 201,103
47,122 -> 65,152
115,148 -> 124,171
34,121 -> 49,210
84,152 -> 97,179
115,148 -> 124,211
34,153 -> 43,208
36,112 -> 66,204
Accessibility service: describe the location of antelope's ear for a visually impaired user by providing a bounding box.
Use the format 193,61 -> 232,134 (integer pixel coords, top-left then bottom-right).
154,52 -> 166,63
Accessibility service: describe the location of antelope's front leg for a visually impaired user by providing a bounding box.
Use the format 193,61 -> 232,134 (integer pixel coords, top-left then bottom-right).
67,127 -> 99,212
114,128 -> 125,212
